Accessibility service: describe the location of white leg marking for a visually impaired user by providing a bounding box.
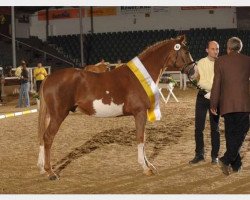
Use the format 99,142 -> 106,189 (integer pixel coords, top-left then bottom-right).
138,143 -> 149,170
37,145 -> 46,174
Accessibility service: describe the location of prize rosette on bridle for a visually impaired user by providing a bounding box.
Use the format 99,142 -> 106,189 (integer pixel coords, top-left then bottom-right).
127,57 -> 161,122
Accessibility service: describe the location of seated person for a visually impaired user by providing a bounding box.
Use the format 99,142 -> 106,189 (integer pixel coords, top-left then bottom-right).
115,59 -> 124,68
95,58 -> 110,66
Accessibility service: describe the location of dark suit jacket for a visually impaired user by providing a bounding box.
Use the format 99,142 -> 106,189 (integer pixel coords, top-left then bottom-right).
210,52 -> 250,116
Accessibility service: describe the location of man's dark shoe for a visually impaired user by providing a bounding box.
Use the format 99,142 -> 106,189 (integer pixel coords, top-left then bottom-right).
189,156 -> 205,164
211,157 -> 219,165
231,166 -> 242,174
218,159 -> 230,175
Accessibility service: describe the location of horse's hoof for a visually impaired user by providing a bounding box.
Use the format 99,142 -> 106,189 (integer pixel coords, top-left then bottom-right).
49,174 -> 60,180
39,169 -> 46,175
149,165 -> 158,175
145,161 -> 158,175
143,168 -> 154,176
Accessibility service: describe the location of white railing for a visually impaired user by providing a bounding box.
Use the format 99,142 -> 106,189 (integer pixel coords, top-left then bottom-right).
161,71 -> 188,90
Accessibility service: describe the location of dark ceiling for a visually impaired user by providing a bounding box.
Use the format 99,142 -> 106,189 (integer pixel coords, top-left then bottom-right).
0,6 -> 70,15
15,7 -> 49,14
15,6 -> 62,14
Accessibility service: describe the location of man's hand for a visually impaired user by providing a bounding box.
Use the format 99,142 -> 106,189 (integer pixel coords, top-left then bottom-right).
204,92 -> 211,99
210,108 -> 218,115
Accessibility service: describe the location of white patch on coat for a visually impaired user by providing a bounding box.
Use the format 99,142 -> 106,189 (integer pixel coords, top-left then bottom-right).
37,145 -> 46,174
92,99 -> 124,117
106,91 -> 110,94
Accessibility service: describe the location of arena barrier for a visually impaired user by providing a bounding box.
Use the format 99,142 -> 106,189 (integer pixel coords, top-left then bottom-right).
0,109 -> 38,119
1,66 -> 51,97
10,66 -> 51,93
162,71 -> 188,90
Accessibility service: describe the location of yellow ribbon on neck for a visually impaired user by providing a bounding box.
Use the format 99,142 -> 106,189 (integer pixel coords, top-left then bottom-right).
127,57 -> 161,122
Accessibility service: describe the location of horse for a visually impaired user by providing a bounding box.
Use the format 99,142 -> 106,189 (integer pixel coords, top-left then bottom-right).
37,35 -> 194,180
83,63 -> 109,73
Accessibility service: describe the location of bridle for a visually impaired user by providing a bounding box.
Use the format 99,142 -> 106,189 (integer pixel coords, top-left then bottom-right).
172,44 -> 194,71
172,45 -> 204,91
172,48 -> 180,69
182,61 -> 204,90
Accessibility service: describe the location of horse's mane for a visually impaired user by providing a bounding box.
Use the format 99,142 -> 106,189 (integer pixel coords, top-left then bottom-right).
138,38 -> 175,59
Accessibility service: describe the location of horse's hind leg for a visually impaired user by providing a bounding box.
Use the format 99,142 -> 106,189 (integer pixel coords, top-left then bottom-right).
135,111 -> 157,176
44,114 -> 67,180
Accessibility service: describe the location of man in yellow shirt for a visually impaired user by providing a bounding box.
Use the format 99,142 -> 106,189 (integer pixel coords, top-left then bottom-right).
34,63 -> 47,92
189,41 -> 221,165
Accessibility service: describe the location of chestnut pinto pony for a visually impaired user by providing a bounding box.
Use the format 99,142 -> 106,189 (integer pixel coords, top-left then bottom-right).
37,35 -> 194,180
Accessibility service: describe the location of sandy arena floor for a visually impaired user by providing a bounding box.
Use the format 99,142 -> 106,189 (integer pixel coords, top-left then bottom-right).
0,87 -> 250,194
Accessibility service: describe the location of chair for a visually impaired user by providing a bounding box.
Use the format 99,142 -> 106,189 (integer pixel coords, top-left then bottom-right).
158,83 -> 179,103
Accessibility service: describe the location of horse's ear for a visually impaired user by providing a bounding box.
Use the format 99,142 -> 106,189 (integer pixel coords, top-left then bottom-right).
176,35 -> 186,43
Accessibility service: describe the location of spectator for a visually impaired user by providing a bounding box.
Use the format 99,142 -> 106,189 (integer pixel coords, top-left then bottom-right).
115,59 -> 123,68
17,64 -> 30,108
95,58 -> 109,66
34,63 -> 47,92
15,60 -> 26,78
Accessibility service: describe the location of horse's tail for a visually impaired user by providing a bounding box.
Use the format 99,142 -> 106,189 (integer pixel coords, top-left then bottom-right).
38,78 -> 49,146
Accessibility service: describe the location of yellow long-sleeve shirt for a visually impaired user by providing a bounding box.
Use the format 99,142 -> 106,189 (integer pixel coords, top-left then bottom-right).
34,67 -> 47,81
15,66 -> 22,78
197,57 -> 215,92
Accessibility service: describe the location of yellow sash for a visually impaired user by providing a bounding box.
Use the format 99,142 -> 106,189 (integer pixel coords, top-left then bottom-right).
127,57 -> 161,122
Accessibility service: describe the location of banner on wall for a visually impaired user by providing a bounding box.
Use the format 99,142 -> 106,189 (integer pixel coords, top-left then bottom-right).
181,6 -> 231,10
0,7 -> 11,15
38,8 -> 84,21
120,6 -> 151,14
86,7 -> 117,17
152,7 -> 169,13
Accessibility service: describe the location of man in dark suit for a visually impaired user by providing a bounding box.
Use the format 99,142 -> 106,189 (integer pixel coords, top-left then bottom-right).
210,37 -> 250,175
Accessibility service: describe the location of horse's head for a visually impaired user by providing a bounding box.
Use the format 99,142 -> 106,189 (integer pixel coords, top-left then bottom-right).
137,35 -> 195,82
165,35 -> 195,74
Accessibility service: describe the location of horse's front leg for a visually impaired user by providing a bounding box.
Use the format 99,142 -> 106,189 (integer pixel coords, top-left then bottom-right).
135,111 -> 157,175
44,115 -> 67,180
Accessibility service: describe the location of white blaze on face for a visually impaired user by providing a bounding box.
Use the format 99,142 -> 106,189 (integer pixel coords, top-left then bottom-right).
92,99 -> 124,117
